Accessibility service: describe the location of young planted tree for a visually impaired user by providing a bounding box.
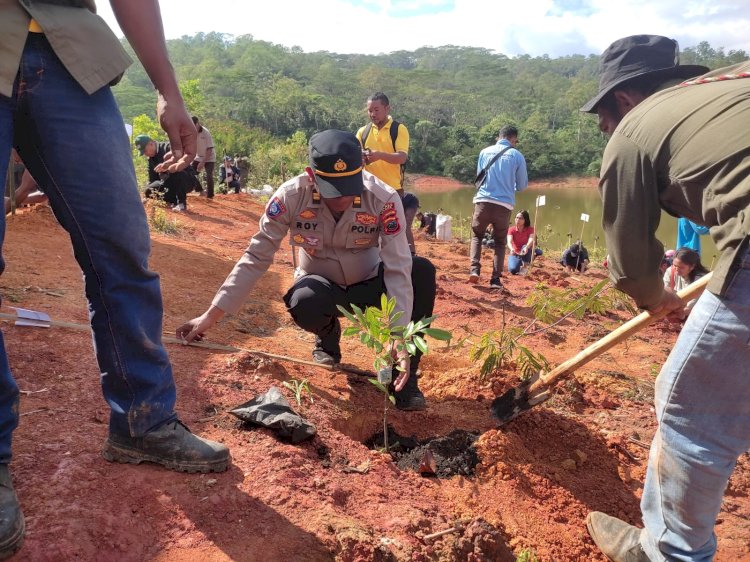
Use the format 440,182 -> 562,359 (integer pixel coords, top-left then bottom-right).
468,280 -> 637,384
470,325 -> 550,383
526,279 -> 636,324
337,295 -> 451,451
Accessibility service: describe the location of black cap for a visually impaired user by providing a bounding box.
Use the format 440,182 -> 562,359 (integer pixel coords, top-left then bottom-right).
309,130 -> 364,198
581,35 -> 708,113
402,193 -> 420,210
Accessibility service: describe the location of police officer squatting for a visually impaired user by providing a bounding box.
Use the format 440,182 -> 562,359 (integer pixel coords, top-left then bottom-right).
177,130 -> 437,411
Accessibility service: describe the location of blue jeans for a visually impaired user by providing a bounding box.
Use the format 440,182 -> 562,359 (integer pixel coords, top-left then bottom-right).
640,245 -> 750,561
507,248 -> 542,274
0,34 -> 177,461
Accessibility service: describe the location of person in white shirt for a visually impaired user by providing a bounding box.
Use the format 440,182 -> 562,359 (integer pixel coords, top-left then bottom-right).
191,116 -> 216,198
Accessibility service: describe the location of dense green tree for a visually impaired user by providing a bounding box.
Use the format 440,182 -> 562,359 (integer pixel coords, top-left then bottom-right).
112,36 -> 738,186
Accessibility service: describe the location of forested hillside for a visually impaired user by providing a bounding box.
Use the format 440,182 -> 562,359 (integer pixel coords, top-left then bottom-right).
113,34 -> 747,186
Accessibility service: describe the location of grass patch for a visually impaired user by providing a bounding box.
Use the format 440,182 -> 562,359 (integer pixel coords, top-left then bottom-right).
148,202 -> 182,236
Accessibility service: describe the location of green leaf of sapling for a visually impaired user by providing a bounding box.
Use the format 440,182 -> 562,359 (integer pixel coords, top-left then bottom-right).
413,335 -> 428,354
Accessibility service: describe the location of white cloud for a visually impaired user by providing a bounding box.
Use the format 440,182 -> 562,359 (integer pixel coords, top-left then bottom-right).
97,0 -> 750,57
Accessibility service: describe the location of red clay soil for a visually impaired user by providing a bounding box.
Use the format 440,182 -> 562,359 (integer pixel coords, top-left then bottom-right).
2,194 -> 748,561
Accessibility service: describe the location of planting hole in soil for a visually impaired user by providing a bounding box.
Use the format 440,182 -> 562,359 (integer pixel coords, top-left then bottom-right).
365,428 -> 480,478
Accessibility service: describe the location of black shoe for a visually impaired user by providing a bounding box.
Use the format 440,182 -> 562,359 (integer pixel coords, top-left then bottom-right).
102,420 -> 230,474
393,370 -> 427,411
312,349 -> 340,366
489,278 -> 503,289
586,512 -> 650,562
313,319 -> 341,365
0,466 -> 24,560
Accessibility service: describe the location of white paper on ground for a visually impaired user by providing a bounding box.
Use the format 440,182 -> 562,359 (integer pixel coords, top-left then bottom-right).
11,308 -> 51,328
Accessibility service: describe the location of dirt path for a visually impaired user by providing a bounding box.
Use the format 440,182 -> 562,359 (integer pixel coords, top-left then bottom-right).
2,195 -> 748,561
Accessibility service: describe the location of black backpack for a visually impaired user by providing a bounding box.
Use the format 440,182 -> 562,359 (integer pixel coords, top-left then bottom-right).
360,120 -> 406,188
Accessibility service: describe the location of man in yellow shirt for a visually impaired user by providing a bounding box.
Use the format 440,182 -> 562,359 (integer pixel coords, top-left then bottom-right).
356,92 -> 414,250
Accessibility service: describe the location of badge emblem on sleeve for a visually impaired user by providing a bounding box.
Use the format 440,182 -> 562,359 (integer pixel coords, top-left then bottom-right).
380,203 -> 401,235
267,197 -> 287,220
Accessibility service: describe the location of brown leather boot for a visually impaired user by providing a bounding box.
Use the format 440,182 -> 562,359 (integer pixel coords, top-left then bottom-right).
103,420 -> 229,473
586,512 -> 651,562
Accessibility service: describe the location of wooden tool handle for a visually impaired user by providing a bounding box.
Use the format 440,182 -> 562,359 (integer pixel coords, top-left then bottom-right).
528,272 -> 712,394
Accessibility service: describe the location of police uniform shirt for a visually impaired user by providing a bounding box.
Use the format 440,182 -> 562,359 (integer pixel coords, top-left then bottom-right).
212,171 -> 414,325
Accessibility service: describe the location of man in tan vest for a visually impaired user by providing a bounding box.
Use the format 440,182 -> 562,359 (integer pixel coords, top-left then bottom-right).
0,2 -> 230,556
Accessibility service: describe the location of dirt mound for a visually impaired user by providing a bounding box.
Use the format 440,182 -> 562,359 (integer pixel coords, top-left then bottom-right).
2,195 -> 747,561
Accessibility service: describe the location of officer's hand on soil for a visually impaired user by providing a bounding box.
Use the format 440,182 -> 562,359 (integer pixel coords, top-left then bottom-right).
176,306 -> 225,343
156,93 -> 197,173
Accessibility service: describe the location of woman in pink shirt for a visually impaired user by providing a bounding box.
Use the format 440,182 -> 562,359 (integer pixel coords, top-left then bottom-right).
506,210 -> 539,274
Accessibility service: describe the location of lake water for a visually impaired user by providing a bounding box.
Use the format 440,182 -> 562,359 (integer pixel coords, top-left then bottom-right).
412,183 -> 719,265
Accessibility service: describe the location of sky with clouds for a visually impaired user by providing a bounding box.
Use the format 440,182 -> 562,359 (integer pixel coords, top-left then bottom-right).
98,0 -> 750,58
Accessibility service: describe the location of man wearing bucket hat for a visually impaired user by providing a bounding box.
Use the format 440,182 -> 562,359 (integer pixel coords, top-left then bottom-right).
581,35 -> 750,562
177,130 -> 437,411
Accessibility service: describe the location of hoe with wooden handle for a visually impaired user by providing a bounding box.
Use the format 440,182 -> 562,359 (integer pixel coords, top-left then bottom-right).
490,272 -> 712,424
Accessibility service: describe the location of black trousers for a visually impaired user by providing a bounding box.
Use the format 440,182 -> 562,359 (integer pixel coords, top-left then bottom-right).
145,176 -> 187,207
191,161 -> 215,198
204,161 -> 215,198
283,256 -> 437,367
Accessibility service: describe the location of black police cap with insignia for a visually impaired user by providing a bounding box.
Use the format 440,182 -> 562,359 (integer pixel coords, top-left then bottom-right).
309,130 -> 364,198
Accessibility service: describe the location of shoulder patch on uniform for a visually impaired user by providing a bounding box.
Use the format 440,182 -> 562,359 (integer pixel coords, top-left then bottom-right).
380,202 -> 401,235
356,212 -> 378,225
298,209 -> 317,220
266,197 -> 287,220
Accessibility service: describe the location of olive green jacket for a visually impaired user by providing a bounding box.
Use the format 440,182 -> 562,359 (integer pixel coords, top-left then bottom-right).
600,62 -> 750,308
0,0 -> 131,98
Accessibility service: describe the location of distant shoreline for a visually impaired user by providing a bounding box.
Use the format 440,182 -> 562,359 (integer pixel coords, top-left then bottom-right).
407,174 -> 599,194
